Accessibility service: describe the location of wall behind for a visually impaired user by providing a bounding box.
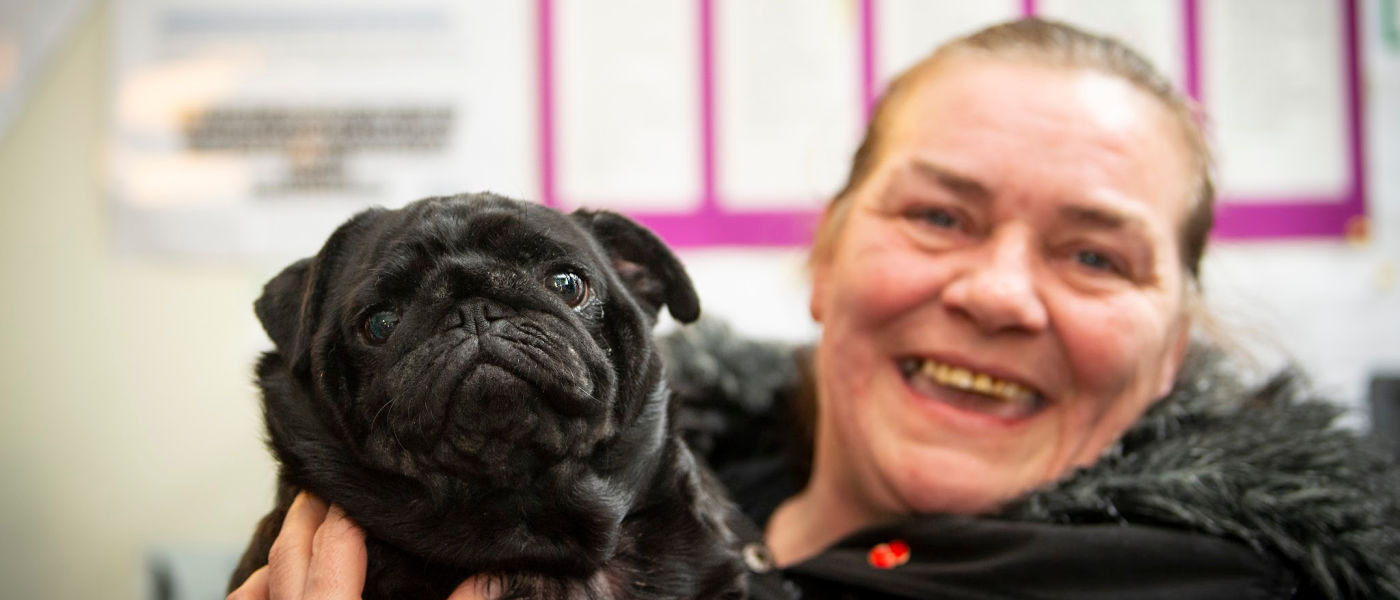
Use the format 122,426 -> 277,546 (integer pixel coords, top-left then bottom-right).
0,4 -> 275,599
0,2 -> 1395,600
1198,0 -> 1400,423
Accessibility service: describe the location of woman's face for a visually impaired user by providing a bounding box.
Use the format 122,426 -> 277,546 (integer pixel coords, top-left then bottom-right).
810,57 -> 1195,516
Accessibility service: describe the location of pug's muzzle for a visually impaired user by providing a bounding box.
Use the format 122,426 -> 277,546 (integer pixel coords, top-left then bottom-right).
368,290 -> 616,486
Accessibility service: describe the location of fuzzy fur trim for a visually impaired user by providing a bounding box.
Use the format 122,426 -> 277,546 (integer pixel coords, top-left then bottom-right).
664,320 -> 1400,599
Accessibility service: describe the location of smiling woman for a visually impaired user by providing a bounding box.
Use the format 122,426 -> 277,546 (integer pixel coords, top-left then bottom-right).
798,55 -> 1197,530
663,17 -> 1400,600
784,17 -> 1203,556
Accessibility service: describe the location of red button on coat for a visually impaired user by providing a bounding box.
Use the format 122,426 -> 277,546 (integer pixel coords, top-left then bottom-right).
867,539 -> 911,569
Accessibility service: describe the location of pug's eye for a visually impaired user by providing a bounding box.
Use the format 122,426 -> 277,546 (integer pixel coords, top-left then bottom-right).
545,272 -> 589,308
362,310 -> 400,345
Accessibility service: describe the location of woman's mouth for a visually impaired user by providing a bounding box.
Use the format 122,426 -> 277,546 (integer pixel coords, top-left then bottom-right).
898,357 -> 1046,420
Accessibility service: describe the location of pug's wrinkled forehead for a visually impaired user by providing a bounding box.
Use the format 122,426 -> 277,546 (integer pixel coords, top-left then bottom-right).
320,196 -> 610,319
362,197 -> 603,279
405,196 -> 603,259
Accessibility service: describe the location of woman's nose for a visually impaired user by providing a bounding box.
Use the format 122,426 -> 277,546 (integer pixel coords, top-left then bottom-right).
940,228 -> 1049,335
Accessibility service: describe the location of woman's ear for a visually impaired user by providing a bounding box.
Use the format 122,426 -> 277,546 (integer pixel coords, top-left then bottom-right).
1156,318 -> 1193,399
807,194 -> 858,325
809,259 -> 829,323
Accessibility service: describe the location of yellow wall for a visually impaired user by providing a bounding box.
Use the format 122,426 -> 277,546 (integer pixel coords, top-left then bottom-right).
0,4 -> 276,598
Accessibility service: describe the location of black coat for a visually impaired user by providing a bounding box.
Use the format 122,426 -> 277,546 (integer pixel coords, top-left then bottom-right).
662,321 -> 1400,600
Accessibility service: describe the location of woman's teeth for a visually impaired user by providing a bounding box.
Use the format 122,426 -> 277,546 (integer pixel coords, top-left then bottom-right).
917,359 -> 1037,402
901,357 -> 1043,418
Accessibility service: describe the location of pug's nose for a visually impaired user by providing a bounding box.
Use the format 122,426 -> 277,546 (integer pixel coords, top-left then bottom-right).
455,297 -> 516,333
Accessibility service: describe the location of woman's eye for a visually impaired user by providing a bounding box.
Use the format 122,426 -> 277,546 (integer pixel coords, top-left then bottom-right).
916,208 -> 960,229
362,310 -> 400,344
545,272 -> 589,308
1074,249 -> 1120,274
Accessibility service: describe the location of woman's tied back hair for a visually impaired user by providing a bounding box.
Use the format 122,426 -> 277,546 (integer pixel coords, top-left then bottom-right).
812,18 -> 1215,282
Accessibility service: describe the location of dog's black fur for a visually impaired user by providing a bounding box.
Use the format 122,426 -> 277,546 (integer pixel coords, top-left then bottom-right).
229,193 -> 747,599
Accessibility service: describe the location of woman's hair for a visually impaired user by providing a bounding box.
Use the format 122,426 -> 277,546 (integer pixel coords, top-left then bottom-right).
811,18 -> 1215,282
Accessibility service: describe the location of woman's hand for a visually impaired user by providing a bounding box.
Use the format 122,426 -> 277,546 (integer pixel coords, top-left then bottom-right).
226,492 -> 497,600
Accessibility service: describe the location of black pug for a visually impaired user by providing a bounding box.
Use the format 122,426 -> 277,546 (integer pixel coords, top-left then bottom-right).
229,193 -> 750,599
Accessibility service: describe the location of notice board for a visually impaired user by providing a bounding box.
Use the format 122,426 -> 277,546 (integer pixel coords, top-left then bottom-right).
108,0 -> 1366,256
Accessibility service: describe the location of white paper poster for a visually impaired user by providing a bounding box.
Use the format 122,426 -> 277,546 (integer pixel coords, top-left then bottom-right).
552,0 -> 700,211
109,0 -> 536,257
1204,0 -> 1350,200
714,0 -> 861,209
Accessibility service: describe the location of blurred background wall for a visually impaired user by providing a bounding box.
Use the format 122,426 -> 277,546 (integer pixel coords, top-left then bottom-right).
0,1 -> 1396,599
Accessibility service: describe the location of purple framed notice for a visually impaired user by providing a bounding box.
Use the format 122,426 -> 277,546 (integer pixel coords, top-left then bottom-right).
537,0 -> 1367,247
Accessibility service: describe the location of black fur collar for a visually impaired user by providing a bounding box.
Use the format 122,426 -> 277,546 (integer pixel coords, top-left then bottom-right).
663,320 -> 1400,600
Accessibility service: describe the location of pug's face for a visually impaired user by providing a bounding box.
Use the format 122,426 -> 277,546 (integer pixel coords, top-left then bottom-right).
255,193 -> 698,573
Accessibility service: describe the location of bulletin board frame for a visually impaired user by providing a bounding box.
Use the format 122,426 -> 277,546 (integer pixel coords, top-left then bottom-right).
535,0 -> 1369,246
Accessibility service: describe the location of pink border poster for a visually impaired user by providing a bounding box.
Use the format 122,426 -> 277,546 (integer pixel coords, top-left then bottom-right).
536,0 -> 1367,247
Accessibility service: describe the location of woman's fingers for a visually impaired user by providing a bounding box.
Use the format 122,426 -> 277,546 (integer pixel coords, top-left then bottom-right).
266,492 -> 330,600
235,491 -> 479,600
259,492 -> 369,600
226,566 -> 270,600
447,575 -> 500,600
302,504 -> 368,599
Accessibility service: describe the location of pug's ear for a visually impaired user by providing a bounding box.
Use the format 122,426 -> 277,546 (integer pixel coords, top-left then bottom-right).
255,258 -> 314,365
254,207 -> 383,370
572,209 -> 700,323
